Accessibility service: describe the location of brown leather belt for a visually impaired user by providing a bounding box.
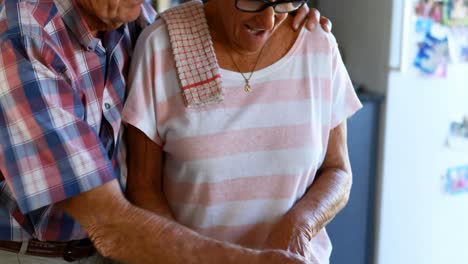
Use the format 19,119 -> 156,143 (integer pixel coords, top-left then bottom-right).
0,239 -> 95,262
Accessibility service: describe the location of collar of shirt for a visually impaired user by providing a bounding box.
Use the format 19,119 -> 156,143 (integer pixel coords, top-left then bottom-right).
55,0 -> 156,52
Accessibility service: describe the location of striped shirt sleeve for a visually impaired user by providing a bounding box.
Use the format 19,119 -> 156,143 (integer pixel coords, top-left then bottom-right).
330,41 -> 363,128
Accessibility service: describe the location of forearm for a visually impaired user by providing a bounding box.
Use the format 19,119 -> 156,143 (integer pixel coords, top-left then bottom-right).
99,201 -> 258,263
126,125 -> 175,220
286,168 -> 352,236
284,122 -> 353,235
60,181 -> 262,264
127,189 -> 175,220
262,168 -> 351,258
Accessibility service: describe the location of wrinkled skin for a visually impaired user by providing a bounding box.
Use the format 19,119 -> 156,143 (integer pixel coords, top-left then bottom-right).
76,0 -> 145,33
264,215 -> 320,263
292,5 -> 332,32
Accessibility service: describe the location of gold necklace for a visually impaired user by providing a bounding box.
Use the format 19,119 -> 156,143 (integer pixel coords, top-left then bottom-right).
228,43 -> 267,93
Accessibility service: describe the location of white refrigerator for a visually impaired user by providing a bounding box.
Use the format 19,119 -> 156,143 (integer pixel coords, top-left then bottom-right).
320,0 -> 468,263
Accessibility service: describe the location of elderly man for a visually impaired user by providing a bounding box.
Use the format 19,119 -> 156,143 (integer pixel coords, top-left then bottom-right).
0,0 -> 332,263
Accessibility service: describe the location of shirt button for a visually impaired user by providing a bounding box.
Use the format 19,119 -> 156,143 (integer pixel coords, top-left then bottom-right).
104,103 -> 111,110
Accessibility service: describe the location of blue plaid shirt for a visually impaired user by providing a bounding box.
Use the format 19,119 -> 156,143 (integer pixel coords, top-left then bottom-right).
0,0 -> 156,241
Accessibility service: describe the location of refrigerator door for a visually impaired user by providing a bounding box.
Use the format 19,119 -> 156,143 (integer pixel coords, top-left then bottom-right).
378,0 -> 468,262
317,0 -> 468,263
377,64 -> 468,264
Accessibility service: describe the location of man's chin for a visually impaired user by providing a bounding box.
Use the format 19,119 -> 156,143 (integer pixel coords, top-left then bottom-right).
90,20 -> 125,33
94,13 -> 141,32
105,21 -> 126,31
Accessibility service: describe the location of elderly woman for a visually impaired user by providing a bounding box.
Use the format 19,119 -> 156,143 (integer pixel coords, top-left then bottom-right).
122,0 -> 361,263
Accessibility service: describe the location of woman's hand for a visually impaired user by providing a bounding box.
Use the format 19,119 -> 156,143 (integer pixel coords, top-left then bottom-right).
292,5 -> 332,32
264,122 -> 352,263
263,215 -> 319,263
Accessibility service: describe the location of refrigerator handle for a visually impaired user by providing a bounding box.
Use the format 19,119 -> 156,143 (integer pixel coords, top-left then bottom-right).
389,0 -> 411,73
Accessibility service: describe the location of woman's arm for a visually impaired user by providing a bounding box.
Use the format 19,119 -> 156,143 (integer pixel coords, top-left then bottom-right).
288,121 -> 352,234
264,122 -> 352,258
126,125 -> 174,219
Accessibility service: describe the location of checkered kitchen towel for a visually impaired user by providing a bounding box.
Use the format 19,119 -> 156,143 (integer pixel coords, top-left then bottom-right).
160,0 -> 224,107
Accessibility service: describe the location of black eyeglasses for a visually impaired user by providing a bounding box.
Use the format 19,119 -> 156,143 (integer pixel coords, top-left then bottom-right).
235,0 -> 307,13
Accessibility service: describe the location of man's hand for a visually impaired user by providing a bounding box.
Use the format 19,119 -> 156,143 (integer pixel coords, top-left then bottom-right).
292,5 -> 332,32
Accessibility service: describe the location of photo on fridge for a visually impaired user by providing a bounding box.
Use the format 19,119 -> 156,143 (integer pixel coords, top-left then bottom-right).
443,0 -> 468,25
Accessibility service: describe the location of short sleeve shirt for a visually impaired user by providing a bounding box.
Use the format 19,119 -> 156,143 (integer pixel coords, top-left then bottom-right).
123,20 -> 362,263
0,0 -> 155,241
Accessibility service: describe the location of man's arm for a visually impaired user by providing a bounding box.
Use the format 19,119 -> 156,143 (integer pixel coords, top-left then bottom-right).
60,180 -> 228,263
60,170 -> 307,264
264,122 -> 352,257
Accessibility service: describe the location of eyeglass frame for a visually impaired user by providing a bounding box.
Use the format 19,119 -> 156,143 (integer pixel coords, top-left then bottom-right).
234,0 -> 308,14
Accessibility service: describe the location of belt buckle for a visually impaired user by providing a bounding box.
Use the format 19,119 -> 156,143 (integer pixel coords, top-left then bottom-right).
63,239 -> 94,262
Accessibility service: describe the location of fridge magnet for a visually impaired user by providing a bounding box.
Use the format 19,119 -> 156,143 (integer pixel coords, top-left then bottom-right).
414,30 -> 449,76
416,0 -> 444,23
448,27 -> 468,62
443,0 -> 468,25
441,164 -> 468,195
416,17 -> 433,33
446,116 -> 468,150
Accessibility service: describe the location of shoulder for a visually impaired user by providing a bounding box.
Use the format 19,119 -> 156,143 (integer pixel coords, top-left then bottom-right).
135,0 -> 204,51
298,26 -> 339,55
134,17 -> 171,53
0,1 -> 62,66
0,0 -> 57,40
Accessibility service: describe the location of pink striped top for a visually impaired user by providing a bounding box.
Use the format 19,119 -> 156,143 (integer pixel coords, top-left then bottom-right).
123,18 -> 362,263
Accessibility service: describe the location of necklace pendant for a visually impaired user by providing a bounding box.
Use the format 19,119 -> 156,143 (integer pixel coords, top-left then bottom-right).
244,83 -> 252,93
